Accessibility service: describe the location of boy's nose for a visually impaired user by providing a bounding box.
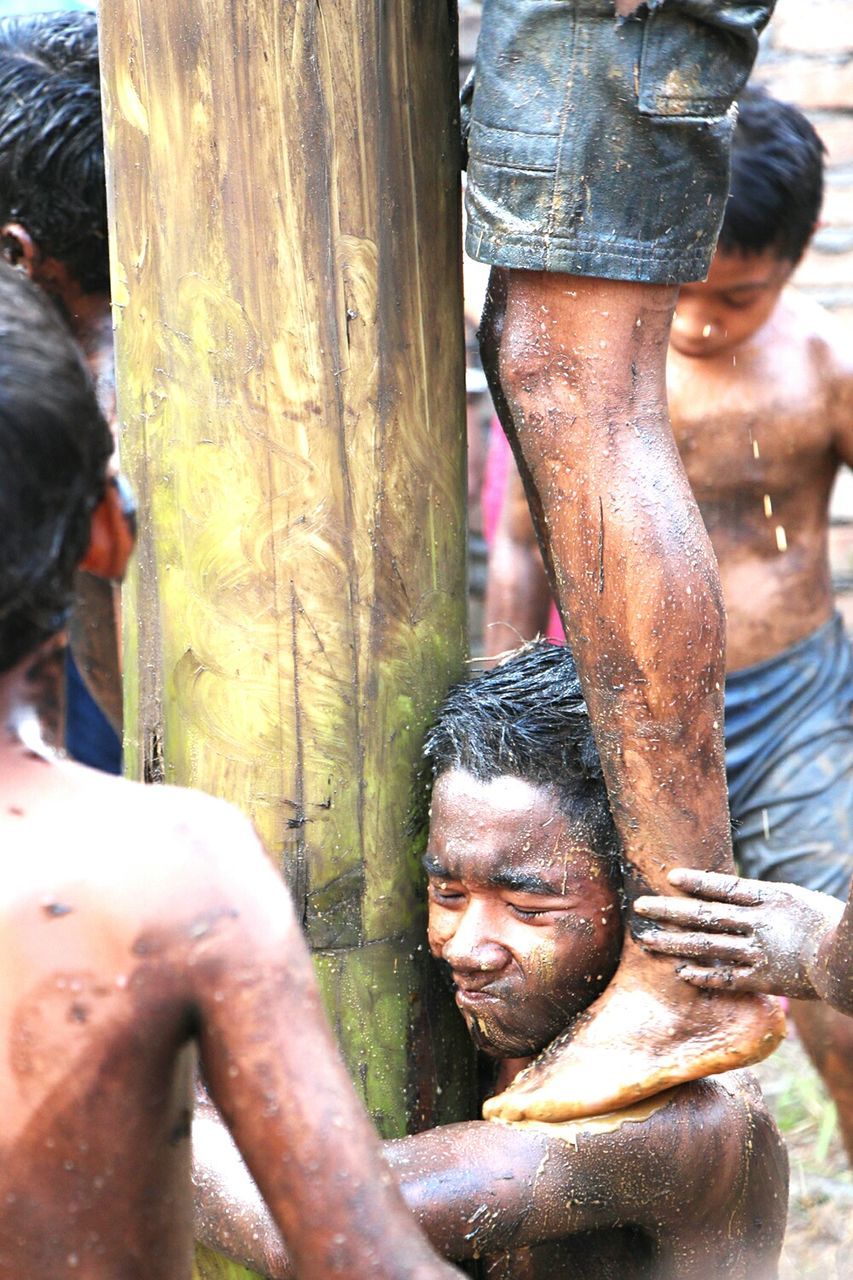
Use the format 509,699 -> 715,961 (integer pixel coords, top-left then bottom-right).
442,906 -> 508,976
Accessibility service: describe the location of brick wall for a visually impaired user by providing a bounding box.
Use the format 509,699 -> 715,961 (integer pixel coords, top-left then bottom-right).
755,0 -> 853,625
757,0 -> 853,323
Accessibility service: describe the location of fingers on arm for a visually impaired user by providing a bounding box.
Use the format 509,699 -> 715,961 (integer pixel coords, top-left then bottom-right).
666,868 -> 767,906
639,929 -> 760,965
673,964 -> 765,993
633,894 -> 754,934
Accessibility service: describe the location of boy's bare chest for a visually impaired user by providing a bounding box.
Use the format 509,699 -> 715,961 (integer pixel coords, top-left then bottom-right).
667,351 -> 835,508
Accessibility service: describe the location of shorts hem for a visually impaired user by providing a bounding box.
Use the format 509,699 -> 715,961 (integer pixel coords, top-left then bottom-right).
465,223 -> 712,286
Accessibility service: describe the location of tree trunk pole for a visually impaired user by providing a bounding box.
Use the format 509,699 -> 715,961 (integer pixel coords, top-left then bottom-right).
98,3 -> 473,1275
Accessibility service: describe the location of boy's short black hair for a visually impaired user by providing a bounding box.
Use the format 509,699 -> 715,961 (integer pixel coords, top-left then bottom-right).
0,262 -> 112,673
0,11 -> 107,293
721,85 -> 824,266
422,641 -> 620,874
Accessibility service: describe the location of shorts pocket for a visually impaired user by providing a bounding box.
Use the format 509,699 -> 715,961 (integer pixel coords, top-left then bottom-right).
637,8 -> 754,119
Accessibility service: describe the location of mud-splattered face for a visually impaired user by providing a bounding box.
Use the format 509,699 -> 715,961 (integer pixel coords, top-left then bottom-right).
670,248 -> 791,359
426,770 -> 622,1059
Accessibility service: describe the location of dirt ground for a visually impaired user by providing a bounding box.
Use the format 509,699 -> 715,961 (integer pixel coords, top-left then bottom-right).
754,1029 -> 853,1279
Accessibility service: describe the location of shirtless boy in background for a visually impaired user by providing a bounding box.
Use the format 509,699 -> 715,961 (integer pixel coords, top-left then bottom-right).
0,10 -> 123,761
484,88 -> 853,1158
0,262 -> 459,1280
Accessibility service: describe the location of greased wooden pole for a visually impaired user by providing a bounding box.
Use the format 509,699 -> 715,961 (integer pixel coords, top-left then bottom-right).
98,4 -> 473,1276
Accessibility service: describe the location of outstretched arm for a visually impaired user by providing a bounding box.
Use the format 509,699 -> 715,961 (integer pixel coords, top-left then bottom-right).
193,1075 -> 784,1278
187,798 -> 460,1280
635,868 -> 852,1014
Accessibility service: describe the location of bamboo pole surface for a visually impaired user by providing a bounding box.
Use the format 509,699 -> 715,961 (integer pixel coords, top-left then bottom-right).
98,3 -> 473,1276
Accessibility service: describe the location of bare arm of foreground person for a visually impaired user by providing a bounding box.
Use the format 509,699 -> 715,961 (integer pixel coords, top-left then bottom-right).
636,869 -> 853,1016
193,1075 -> 785,1280
183,798 -> 461,1280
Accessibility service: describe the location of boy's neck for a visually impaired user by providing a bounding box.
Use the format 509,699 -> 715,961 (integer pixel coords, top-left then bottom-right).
0,638 -> 67,759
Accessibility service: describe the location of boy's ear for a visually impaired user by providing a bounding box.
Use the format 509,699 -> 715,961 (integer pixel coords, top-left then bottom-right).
0,222 -> 38,276
79,476 -> 136,581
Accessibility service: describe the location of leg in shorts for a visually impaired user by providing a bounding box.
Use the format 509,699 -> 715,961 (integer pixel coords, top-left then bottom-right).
471,0 -> 785,1125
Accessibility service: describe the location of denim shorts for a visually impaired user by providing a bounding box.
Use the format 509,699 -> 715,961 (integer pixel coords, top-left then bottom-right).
464,0 -> 775,284
725,615 -> 853,903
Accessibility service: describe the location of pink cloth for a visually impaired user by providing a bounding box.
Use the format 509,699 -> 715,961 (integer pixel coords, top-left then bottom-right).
481,419 -> 564,642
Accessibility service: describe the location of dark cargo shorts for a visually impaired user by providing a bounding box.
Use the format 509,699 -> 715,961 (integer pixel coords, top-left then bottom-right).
464,0 -> 775,284
725,615 -> 853,903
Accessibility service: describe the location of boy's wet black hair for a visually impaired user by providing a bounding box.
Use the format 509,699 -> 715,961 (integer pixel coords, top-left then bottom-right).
0,262 -> 112,673
0,11 -> 107,294
421,640 -> 620,875
721,86 -> 824,266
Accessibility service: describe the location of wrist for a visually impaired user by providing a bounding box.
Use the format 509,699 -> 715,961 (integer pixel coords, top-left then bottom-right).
804,904 -> 844,1001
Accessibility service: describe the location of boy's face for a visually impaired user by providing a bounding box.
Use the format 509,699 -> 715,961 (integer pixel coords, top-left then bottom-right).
670,248 -> 793,359
425,770 -> 622,1059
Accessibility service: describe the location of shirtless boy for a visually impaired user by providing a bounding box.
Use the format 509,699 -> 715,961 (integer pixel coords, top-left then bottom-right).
0,9 -> 122,759
484,88 -> 853,1155
0,263 -> 459,1280
193,642 -> 788,1280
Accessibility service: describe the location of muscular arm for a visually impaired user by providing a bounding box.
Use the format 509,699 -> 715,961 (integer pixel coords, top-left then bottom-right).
193,1076 -> 784,1279
187,800 -> 459,1280
484,464 -> 553,658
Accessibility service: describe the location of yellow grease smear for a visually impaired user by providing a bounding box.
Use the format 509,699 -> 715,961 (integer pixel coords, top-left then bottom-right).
492,1085 -> 680,1142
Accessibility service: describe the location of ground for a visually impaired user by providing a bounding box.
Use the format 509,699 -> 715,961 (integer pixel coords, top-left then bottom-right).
755,1027 -> 853,1279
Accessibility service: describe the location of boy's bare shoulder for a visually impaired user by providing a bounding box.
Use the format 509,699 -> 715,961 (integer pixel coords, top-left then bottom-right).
36,763 -> 289,950
784,287 -> 853,383
69,765 -> 263,874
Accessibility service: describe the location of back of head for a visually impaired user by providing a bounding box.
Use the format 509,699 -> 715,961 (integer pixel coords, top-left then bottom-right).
0,11 -> 106,293
0,262 -> 111,673
721,85 -> 824,266
423,640 -> 619,870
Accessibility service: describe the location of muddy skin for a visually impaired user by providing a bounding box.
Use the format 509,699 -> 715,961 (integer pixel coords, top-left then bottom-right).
636,869 -> 847,1004
192,769 -> 788,1279
636,867 -> 853,1161
667,251 -> 853,670
0,640 -> 461,1280
501,248 -> 853,1142
478,266 -> 783,1123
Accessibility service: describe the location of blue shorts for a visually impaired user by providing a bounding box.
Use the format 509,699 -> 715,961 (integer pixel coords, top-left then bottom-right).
465,0 -> 775,284
725,615 -> 853,902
